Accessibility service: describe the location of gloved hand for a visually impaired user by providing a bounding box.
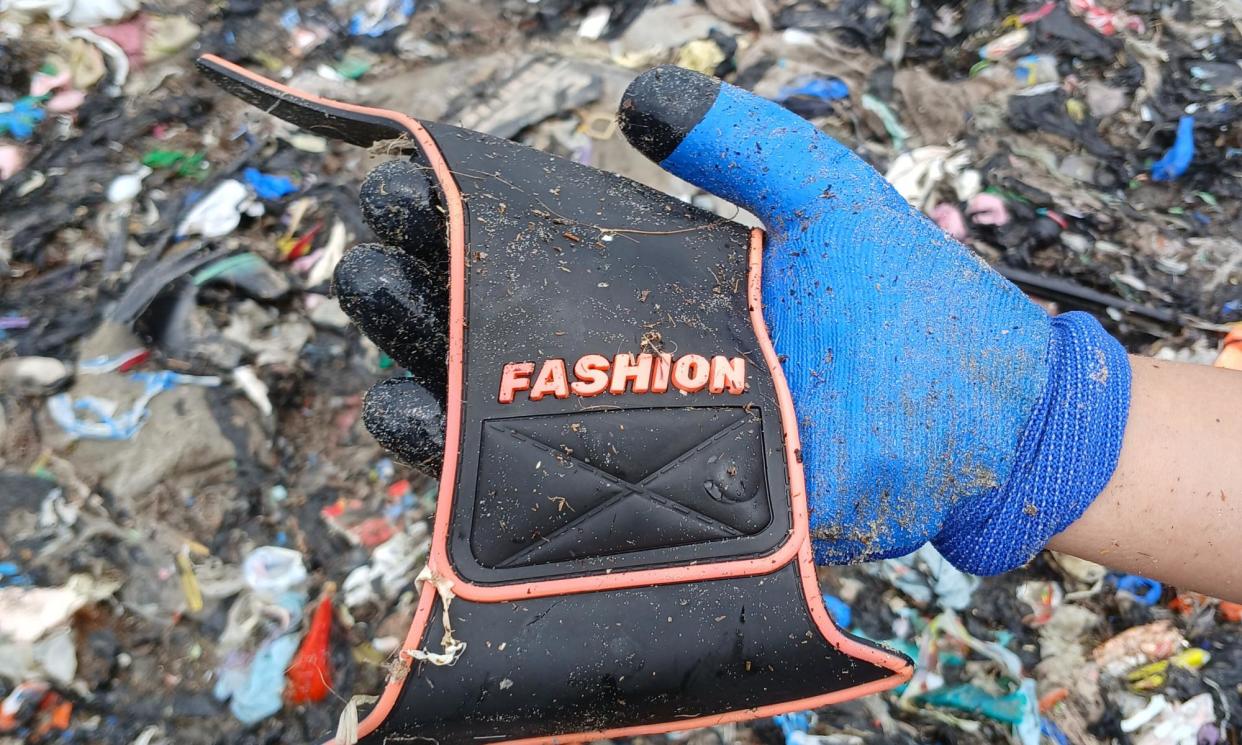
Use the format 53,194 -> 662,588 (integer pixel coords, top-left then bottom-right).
615,66 -> 1131,574
334,67 -> 1132,577
334,160 -> 450,471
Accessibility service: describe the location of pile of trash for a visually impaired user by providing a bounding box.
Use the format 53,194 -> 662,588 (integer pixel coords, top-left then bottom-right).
2,0 -> 1240,743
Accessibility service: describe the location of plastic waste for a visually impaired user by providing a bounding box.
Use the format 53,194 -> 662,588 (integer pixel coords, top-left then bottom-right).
193,252 -> 291,300
1151,116 -> 1195,182
676,38 -> 730,77
1017,581 -> 1063,626
1015,55 -> 1058,87
0,97 -> 46,140
0,682 -> 50,733
345,0 -> 416,36
1068,0 -> 1144,36
0,562 -> 31,587
242,167 -> 298,200
0,575 -> 118,644
286,588 -> 335,704
978,28 -> 1029,60
0,356 -> 71,395
1093,620 -> 1188,677
342,528 -> 429,608
142,149 -> 208,178
176,179 -> 263,239
776,76 -> 848,102
242,546 -> 308,598
1124,693 -> 1216,744
1127,648 -> 1210,691
47,371 -> 221,440
106,166 -> 151,203
773,711 -> 814,745
870,544 -> 979,610
232,366 -> 273,417
7,0 -> 139,26
227,632 -> 300,724
823,595 -> 852,629
918,684 -> 1028,724
1114,574 -> 1163,606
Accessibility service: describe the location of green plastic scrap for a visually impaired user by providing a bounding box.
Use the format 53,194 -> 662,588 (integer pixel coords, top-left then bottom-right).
335,54 -> 374,80
142,149 -> 209,179
861,94 -> 909,151
917,684 -> 1028,725
192,252 -> 266,286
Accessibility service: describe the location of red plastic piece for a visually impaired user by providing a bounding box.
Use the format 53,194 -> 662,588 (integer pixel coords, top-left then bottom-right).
286,591 -> 335,704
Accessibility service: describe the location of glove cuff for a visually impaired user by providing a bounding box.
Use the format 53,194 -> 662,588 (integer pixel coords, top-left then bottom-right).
934,312 -> 1131,575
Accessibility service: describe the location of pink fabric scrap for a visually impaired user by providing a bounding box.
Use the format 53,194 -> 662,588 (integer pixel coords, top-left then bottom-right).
930,203 -> 968,240
93,16 -> 149,66
30,69 -> 72,97
1069,0 -> 1145,35
967,193 -> 1011,226
0,145 -> 25,181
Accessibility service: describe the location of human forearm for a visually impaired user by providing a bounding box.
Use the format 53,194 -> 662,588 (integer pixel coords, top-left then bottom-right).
1048,355 -> 1242,602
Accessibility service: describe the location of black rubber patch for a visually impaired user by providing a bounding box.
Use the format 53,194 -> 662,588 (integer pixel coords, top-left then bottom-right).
369,565 -> 893,743
422,120 -> 794,585
473,407 -> 770,569
619,65 -> 721,163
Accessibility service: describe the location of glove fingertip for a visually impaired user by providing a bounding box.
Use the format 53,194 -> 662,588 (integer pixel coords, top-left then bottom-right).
619,65 -> 721,164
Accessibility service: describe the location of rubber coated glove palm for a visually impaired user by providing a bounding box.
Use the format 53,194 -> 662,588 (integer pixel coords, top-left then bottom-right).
617,67 -> 1131,574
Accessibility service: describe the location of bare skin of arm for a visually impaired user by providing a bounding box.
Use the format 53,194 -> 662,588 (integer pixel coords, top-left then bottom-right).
1047,355 -> 1242,603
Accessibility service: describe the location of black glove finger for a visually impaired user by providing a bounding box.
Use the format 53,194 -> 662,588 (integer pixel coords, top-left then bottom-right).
334,242 -> 448,395
363,377 -> 445,471
360,159 -> 445,267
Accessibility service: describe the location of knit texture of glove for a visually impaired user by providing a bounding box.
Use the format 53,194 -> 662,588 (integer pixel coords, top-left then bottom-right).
619,67 -> 1131,574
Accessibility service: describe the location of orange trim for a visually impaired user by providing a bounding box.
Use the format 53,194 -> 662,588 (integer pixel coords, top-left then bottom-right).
194,59 -> 911,743
1215,327 -> 1242,371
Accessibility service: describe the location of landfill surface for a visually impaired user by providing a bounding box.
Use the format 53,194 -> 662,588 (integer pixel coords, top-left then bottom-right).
2,0 -> 1241,744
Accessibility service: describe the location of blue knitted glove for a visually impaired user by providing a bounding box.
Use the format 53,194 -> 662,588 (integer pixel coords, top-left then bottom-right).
617,67 -> 1131,575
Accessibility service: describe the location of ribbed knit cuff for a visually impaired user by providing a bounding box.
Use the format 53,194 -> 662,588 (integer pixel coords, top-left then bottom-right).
934,312 -> 1132,575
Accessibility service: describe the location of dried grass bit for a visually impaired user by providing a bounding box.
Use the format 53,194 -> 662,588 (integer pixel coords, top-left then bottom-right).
335,694 -> 380,745
404,566 -> 467,666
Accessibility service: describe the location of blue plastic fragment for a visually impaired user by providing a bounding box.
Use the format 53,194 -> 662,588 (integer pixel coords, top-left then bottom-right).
1041,717 -> 1070,745
1113,573 -> 1162,605
773,711 -> 812,745
776,77 -> 849,103
823,594 -> 852,629
242,168 -> 298,200
349,0 -> 416,36
1151,115 -> 1195,181
0,97 -> 47,140
0,561 -> 31,587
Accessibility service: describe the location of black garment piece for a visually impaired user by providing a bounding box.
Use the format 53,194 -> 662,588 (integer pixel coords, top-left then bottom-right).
1032,6 -> 1120,62
1007,89 -> 1119,158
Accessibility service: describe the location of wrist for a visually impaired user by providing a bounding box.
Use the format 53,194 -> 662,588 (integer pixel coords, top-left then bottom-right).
934,312 -> 1132,575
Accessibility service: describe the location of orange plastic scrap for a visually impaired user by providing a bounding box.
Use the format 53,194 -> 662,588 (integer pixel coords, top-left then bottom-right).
286,586 -> 336,704
1038,687 -> 1069,713
1219,601 -> 1242,623
0,682 -> 50,733
1169,592 -> 1210,616
1215,327 -> 1242,371
32,693 -> 72,738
